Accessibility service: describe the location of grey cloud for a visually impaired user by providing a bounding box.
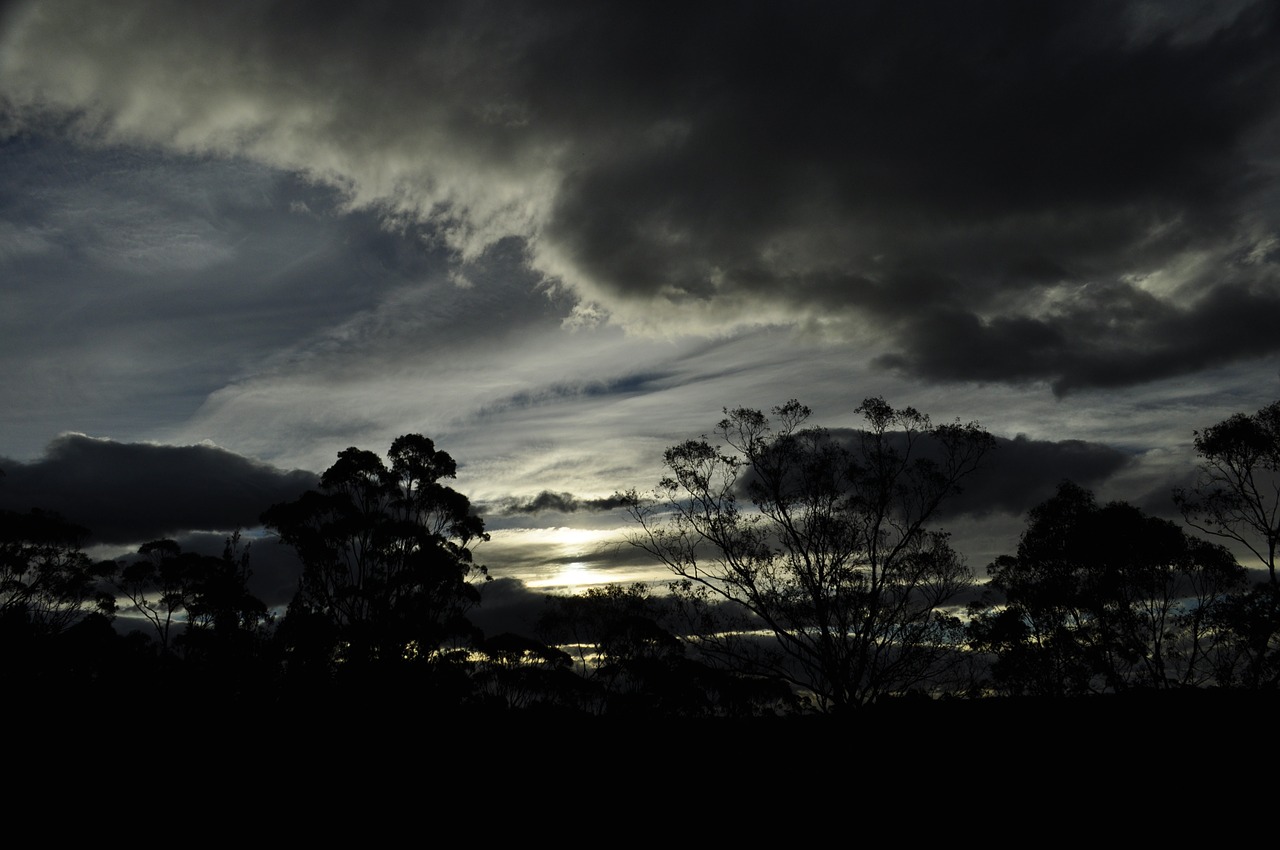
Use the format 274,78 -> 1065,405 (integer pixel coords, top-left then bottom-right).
880,277 -> 1280,395
488,490 -> 632,517
0,434 -> 318,544
811,428 -> 1131,519
941,434 -> 1132,518
468,577 -> 554,641
543,3 -> 1279,295
0,135 -> 565,458
2,0 -> 1278,392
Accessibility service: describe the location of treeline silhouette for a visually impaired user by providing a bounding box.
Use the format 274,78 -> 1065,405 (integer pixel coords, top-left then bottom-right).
4,401 -> 1280,728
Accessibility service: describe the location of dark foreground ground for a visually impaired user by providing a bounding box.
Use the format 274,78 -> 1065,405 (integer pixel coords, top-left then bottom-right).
28,688 -> 1269,770
12,689 -> 1266,833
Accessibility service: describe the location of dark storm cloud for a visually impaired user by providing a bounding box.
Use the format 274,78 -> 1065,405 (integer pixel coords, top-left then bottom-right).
488,490 -> 632,517
941,434 -> 1132,518
3,0 -> 1279,393
814,428 -> 1130,518
540,1 -> 1280,367
468,577 -> 553,640
0,435 -> 317,544
879,277 -> 1280,395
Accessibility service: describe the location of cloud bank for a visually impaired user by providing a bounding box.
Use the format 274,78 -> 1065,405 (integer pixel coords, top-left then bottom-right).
0,434 -> 317,544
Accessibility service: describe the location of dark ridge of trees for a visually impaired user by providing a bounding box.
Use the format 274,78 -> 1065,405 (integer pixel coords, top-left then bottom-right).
534,582 -> 797,717
4,405 -> 1280,724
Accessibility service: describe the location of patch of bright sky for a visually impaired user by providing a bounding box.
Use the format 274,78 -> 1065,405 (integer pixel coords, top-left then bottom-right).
480,525 -> 661,588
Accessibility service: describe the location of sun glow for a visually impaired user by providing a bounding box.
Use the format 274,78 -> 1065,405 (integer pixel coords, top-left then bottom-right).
484,524 -> 658,589
527,561 -> 599,590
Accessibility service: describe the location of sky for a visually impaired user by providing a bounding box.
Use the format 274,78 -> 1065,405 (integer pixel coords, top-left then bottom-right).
2,1 -> 1279,633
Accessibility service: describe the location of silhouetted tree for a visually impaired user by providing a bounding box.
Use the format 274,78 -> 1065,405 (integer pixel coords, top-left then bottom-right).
972,482 -> 1246,695
1205,584 -> 1280,688
1175,400 -> 1280,586
0,508 -> 114,636
470,632 -> 579,712
539,582 -> 793,716
262,435 -> 489,678
1172,401 -> 1280,687
0,508 -> 117,699
178,532 -> 272,650
539,583 -> 686,712
626,398 -> 994,711
111,538 -> 191,652
172,533 -> 275,698
109,534 -> 272,679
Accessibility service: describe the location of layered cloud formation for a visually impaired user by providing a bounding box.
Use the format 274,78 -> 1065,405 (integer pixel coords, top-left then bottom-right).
4,0 -> 1277,395
4,1 -> 1280,593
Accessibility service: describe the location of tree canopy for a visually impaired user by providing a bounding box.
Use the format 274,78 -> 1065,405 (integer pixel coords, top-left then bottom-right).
0,508 -> 113,636
971,481 -> 1246,695
1175,399 -> 1280,585
626,398 -> 995,710
262,434 -> 490,673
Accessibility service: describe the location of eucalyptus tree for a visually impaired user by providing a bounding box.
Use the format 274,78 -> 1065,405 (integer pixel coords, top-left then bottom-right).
972,482 -> 1246,695
263,434 -> 489,673
1174,401 -> 1280,686
626,398 -> 994,711
110,536 -> 271,663
1175,400 -> 1280,585
0,508 -> 114,635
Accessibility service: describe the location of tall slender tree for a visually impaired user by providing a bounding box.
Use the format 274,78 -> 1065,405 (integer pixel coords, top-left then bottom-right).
1175,400 -> 1280,585
1174,401 -> 1280,687
626,398 -> 994,710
